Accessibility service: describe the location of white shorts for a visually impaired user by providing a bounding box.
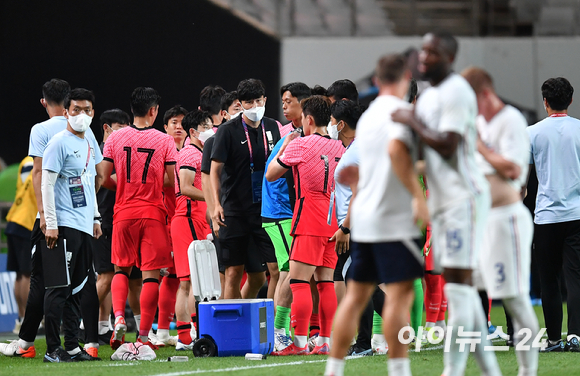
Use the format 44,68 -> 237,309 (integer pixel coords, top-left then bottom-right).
479,202 -> 533,299
432,193 -> 490,271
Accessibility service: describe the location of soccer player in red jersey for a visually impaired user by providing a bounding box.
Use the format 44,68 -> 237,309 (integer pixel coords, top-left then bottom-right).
266,95 -> 345,356
171,110 -> 213,350
101,87 -> 177,349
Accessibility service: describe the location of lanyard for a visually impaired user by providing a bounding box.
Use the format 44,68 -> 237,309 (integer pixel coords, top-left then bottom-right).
241,118 -> 268,171
550,113 -> 567,117
80,139 -> 91,176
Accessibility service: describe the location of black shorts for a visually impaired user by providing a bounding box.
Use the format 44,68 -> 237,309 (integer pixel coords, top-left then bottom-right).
334,248 -> 351,282
218,215 -> 276,273
7,228 -> 32,274
91,227 -> 142,279
349,239 -> 424,285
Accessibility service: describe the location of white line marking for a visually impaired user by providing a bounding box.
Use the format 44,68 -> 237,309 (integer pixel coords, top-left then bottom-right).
148,360 -> 327,376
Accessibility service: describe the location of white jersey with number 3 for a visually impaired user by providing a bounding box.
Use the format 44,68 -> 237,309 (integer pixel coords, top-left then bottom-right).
415,73 -> 489,214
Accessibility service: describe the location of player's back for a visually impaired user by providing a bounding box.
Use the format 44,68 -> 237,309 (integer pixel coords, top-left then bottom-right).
289,134 -> 344,236
174,144 -> 206,219
103,125 -> 177,224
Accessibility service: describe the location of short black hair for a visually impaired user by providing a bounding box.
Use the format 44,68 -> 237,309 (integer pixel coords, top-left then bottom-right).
42,79 -> 70,106
301,95 -> 331,127
163,105 -> 188,125
408,78 -> 418,103
280,82 -> 311,101
431,31 -> 458,59
220,91 -> 238,111
311,85 -> 328,97
327,79 -> 358,102
542,77 -> 574,111
130,87 -> 161,117
237,79 -> 266,102
199,85 -> 226,115
330,100 -> 365,130
182,109 -> 212,134
100,109 -> 131,137
64,88 -> 95,110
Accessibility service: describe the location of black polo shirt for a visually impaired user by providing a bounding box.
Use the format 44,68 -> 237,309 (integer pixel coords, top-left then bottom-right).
201,136 -> 215,175
97,142 -> 115,229
211,116 -> 281,216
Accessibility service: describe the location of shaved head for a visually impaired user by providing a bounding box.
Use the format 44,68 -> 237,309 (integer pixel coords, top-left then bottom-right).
428,31 -> 458,59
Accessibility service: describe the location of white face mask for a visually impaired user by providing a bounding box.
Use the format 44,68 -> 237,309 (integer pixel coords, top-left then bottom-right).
198,129 -> 215,144
229,111 -> 241,120
68,113 -> 93,133
243,105 -> 265,122
328,121 -> 340,140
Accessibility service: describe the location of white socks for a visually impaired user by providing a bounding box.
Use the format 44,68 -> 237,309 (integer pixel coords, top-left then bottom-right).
98,320 -> 110,335
388,357 -> 412,376
67,347 -> 81,355
274,328 -> 285,335
442,283 -> 476,376
504,295 -> 539,376
294,335 -> 308,348
317,336 -> 331,346
324,357 -> 345,376
18,339 -> 34,350
472,288 -> 501,376
157,328 -> 170,341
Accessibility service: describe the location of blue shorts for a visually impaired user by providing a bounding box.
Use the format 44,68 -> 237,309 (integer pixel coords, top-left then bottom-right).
349,239 -> 424,285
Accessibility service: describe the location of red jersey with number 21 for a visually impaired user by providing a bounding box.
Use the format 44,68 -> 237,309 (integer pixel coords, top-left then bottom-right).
278,134 -> 344,237
103,125 -> 177,224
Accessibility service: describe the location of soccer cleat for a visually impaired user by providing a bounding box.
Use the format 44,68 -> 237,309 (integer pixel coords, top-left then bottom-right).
110,316 -> 127,350
274,332 -> 293,352
84,346 -> 99,358
176,339 -> 194,351
307,333 -> 319,352
347,344 -> 372,357
151,334 -> 178,347
43,347 -> 73,363
98,330 -> 113,346
0,340 -> 36,358
371,337 -> 388,355
271,343 -> 309,356
540,339 -> 565,353
310,343 -> 330,355
137,337 -> 159,350
565,337 -> 580,352
71,348 -> 101,361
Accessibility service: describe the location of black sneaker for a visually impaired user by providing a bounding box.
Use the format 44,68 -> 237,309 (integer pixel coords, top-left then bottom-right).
43,347 -> 73,363
347,344 -> 373,356
71,348 -> 102,361
565,336 -> 580,352
98,330 -> 114,346
540,339 -> 565,353
506,338 -> 514,347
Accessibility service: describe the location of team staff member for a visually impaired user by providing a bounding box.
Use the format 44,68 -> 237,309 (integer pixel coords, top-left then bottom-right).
42,88 -> 102,362
279,82 -> 311,137
267,95 -> 345,356
210,78 -> 281,300
528,77 -> 580,352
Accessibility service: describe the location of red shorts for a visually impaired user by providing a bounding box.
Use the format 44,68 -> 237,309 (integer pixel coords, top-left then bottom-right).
171,215 -> 211,280
290,235 -> 337,269
112,218 -> 173,271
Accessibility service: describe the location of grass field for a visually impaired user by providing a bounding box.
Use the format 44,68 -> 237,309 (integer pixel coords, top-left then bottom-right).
0,305 -> 575,376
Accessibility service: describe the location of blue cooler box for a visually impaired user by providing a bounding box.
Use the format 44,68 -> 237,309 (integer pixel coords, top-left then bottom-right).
198,298 -> 274,356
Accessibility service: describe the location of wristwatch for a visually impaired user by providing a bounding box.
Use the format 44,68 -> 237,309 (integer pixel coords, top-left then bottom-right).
339,224 -> 350,234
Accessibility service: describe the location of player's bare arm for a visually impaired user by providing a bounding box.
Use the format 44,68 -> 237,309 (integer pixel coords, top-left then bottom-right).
95,161 -> 105,192
330,179 -> 356,255
100,160 -> 117,191
266,132 -> 299,182
210,160 -> 226,227
477,138 -> 521,180
32,156 -> 46,234
391,108 -> 460,159
179,169 -> 204,201
388,139 -> 429,230
164,164 -> 175,188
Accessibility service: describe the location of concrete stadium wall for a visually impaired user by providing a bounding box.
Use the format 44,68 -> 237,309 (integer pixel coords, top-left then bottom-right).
281,37 -> 580,120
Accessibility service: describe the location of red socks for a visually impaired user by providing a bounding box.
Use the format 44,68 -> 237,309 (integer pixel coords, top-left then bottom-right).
424,273 -> 442,323
316,281 -> 336,338
309,313 -> 320,337
177,321 -> 192,344
438,277 -> 447,322
112,272 -> 129,318
290,280 -> 312,337
157,276 -> 179,330
139,278 -> 160,337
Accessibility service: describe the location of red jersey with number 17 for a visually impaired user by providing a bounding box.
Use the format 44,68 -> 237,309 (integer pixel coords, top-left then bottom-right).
278,134 -> 344,237
174,144 -> 207,220
103,125 -> 177,224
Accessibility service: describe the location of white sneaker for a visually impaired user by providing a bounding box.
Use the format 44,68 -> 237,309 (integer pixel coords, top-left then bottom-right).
0,340 -> 36,357
274,332 -> 293,352
371,336 -> 388,355
153,332 -> 178,346
176,339 -> 194,351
